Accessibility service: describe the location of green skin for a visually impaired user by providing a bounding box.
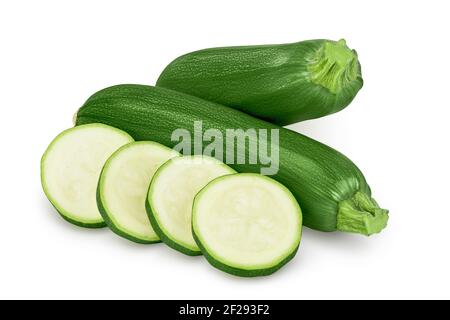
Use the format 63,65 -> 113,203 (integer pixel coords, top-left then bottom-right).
50,203 -> 106,228
192,230 -> 299,277
145,198 -> 200,256
191,173 -> 302,277
157,39 -> 363,125
75,84 -> 388,235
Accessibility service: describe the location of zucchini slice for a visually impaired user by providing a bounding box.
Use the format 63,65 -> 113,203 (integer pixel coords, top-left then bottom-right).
192,173 -> 302,277
41,124 -> 134,228
97,141 -> 178,243
147,156 -> 236,255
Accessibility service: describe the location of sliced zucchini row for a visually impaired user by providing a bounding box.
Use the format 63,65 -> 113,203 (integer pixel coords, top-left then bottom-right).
97,142 -> 178,243
147,156 -> 236,255
192,173 -> 302,277
41,124 -> 134,228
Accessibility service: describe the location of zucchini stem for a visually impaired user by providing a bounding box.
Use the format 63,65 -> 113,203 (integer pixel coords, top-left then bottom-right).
337,191 -> 389,236
308,39 -> 360,93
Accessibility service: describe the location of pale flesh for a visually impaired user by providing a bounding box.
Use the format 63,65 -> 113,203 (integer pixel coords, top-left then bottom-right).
193,174 -> 302,269
149,156 -> 236,252
41,124 -> 134,225
100,142 -> 178,241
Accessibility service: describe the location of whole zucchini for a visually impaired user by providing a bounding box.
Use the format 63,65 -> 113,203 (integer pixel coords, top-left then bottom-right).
156,39 -> 363,125
75,85 -> 388,235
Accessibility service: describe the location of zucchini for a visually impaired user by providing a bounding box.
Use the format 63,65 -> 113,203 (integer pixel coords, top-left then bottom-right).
41,124 -> 134,228
192,173 -> 302,277
157,39 -> 363,125
97,141 -> 178,243
75,84 -> 388,236
146,155 -> 236,255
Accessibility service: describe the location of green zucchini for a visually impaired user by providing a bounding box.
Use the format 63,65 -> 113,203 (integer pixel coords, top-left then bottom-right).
75,84 -> 388,235
192,173 -> 302,277
41,124 -> 134,228
157,39 -> 363,125
146,155 -> 236,255
97,141 -> 178,243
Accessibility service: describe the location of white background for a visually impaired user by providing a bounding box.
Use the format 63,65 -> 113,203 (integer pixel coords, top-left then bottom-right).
1,0 -> 449,299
